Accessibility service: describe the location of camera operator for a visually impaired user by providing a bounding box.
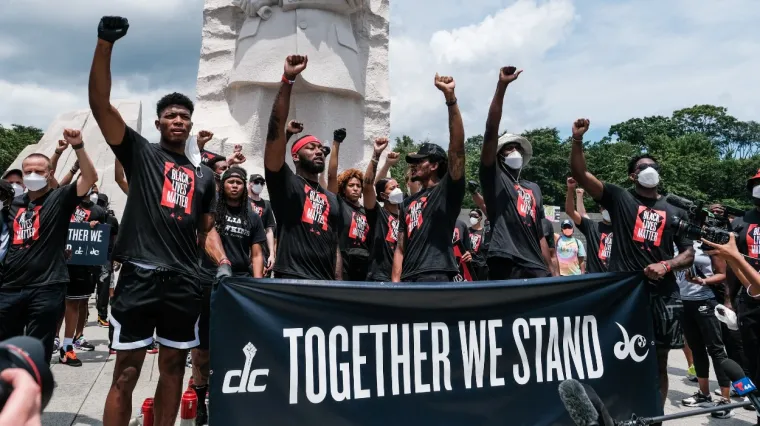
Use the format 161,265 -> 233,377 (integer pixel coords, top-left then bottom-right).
0,368 -> 42,426
570,118 -> 694,419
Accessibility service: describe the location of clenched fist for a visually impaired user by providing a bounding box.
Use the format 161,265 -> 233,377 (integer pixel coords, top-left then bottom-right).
567,177 -> 577,189
57,139 -> 69,151
284,55 -> 308,80
499,66 -> 523,84
572,118 -> 590,140
434,73 -> 456,94
373,137 -> 389,154
63,129 -> 83,146
98,16 -> 129,44
233,144 -> 243,153
286,120 -> 304,135
333,128 -> 347,143
386,151 -> 400,166
197,130 -> 214,145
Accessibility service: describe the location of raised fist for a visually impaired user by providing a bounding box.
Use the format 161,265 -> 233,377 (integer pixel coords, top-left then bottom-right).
373,137 -> 389,154
63,129 -> 83,146
386,151 -> 400,166
434,73 -> 456,93
284,55 -> 308,80
566,177 -> 577,189
286,120 -> 304,134
499,66 -> 523,84
572,118 -> 590,140
228,151 -> 246,166
197,130 -> 213,145
333,128 -> 347,143
98,16 -> 129,44
57,139 -> 69,151
233,144 -> 243,153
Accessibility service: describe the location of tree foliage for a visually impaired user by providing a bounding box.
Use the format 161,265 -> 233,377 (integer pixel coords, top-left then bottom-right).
0,125 -> 43,174
390,105 -> 760,211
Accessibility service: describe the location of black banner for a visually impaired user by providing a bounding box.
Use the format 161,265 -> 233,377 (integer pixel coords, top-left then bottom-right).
66,223 -> 110,266
210,273 -> 660,426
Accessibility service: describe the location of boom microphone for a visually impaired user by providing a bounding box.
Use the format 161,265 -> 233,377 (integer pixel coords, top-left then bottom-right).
580,383 -> 616,426
720,358 -> 760,415
559,379 -> 599,425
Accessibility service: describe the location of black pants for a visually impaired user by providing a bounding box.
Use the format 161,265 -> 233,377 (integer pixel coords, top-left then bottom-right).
0,285 -> 66,361
471,264 -> 489,281
404,273 -> 453,282
722,322 -> 751,377
737,295 -> 760,421
343,253 -> 369,282
682,299 -> 730,386
487,257 -> 550,280
96,262 -> 113,320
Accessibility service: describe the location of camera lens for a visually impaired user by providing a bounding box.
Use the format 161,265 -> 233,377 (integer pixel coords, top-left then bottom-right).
0,336 -> 54,411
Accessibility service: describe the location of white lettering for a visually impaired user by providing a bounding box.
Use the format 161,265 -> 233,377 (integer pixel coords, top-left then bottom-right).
459,321 -> 486,389
512,319 -> 530,385
305,327 -> 327,404
412,323 -> 430,394
488,319 -> 505,387
529,318 -> 546,383
390,324 -> 411,395
284,328 -> 303,404
546,318 -> 565,382
352,325 -> 370,399
430,322 -> 451,392
583,316 -> 604,379
328,326 -> 351,402
563,317 -> 585,380
369,324 -> 388,397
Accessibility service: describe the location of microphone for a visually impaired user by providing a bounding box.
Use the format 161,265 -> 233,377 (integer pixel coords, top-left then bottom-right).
559,379 -> 599,425
580,382 -> 616,426
720,358 -> 760,414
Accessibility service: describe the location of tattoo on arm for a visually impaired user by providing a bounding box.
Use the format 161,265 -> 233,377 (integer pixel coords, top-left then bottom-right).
364,152 -> 380,186
266,88 -> 283,143
668,247 -> 695,271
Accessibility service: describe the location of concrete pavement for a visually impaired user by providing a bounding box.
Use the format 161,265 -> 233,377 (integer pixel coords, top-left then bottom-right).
41,298 -> 759,425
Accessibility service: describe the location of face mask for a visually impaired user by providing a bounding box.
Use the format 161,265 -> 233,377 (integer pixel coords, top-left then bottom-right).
469,217 -> 479,226
252,184 -> 264,194
89,193 -> 99,204
562,229 -> 573,237
387,188 -> 404,205
23,173 -> 47,192
503,151 -> 523,169
637,167 -> 660,188
11,183 -> 23,197
752,185 -> 760,199
0,200 -> 4,210
601,210 -> 611,223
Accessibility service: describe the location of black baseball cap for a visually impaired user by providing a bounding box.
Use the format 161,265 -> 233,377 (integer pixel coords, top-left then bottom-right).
249,174 -> 265,184
406,143 -> 447,164
2,169 -> 22,179
561,219 -> 574,229
97,193 -> 109,206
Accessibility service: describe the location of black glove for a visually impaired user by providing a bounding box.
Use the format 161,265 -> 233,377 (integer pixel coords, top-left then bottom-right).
216,263 -> 232,281
98,16 -> 129,44
467,180 -> 480,193
333,128 -> 346,143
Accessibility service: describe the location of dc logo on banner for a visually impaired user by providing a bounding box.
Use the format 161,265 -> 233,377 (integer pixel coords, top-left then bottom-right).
613,322 -> 649,363
222,342 -> 269,394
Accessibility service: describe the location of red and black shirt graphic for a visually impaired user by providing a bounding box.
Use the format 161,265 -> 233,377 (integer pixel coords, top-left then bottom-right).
405,196 -> 429,237
71,206 -> 91,223
747,224 -> 760,259
452,220 -> 473,281
348,211 -> 369,244
251,203 -> 264,218
301,184 -> 330,233
386,214 -> 399,247
633,206 -> 666,248
599,232 -> 613,261
470,233 -> 482,252
161,162 -> 196,219
515,185 -> 537,224
12,206 -> 41,247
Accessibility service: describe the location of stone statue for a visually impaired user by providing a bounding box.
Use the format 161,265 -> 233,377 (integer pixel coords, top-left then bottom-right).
194,0 -> 389,189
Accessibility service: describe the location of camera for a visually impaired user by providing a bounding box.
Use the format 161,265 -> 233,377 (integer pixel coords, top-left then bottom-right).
665,194 -> 743,245
0,336 -> 54,411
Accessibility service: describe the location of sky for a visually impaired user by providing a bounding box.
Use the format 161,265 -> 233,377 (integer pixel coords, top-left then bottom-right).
1,0 -> 759,145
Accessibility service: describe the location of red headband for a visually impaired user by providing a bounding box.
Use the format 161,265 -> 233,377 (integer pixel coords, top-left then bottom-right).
291,135 -> 322,156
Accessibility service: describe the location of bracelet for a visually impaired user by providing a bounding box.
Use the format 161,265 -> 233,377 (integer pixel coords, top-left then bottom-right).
659,261 -> 671,273
446,97 -> 457,106
371,158 -> 379,164
72,143 -> 84,150
281,75 -> 295,85
219,258 -> 232,266
572,137 -> 583,143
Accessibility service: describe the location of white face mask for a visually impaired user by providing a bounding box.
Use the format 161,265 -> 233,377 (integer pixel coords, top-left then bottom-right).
387,188 -> 404,205
11,183 -> 23,197
251,183 -> 264,195
23,173 -> 48,192
469,217 -> 479,226
504,151 -> 523,169
752,185 -> 760,199
601,209 -> 611,223
637,167 -> 660,188
89,193 -> 99,204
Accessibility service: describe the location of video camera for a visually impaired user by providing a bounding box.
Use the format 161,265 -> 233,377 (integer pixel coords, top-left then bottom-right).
0,336 -> 54,411
665,194 -> 744,245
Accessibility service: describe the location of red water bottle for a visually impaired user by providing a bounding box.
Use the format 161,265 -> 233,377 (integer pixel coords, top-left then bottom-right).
179,389 -> 197,426
141,398 -> 154,426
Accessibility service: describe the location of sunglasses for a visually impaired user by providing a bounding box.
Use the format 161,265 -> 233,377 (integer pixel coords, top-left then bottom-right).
635,163 -> 660,172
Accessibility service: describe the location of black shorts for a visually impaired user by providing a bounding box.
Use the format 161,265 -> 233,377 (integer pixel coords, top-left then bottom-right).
198,286 -> 212,350
109,262 -> 202,351
650,292 -> 684,350
67,266 -> 97,300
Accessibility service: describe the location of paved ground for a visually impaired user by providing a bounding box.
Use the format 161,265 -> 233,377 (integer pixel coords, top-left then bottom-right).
41,298 -> 759,425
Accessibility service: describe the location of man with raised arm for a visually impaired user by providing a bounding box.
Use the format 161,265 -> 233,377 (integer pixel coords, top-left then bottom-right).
263,55 -> 344,280
391,73 -> 466,282
569,118 -> 694,421
479,66 -> 555,279
89,16 -> 231,426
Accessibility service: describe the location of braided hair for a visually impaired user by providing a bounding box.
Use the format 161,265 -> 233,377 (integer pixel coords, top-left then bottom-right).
215,166 -> 250,236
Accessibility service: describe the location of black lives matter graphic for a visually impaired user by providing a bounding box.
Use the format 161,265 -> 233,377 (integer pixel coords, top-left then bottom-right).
471,233 -> 482,252
301,185 -> 330,234
405,196 -> 428,237
12,207 -> 42,247
348,212 -> 369,245
632,207 -> 665,247
452,227 -> 461,244
747,224 -> 760,258
161,162 -> 195,219
223,215 -> 251,239
599,232 -> 613,262
385,215 -> 399,248
514,185 -> 537,224
252,204 -> 264,218
71,206 -> 91,223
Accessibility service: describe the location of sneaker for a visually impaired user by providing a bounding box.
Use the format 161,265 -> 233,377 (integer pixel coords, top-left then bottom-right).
146,342 -> 158,354
711,398 -> 735,418
682,391 -> 712,407
59,347 -> 83,367
741,396 -> 755,410
53,337 -> 60,355
74,335 -> 95,351
97,317 -> 110,328
714,387 -> 739,398
195,401 -> 208,425
686,365 -> 697,382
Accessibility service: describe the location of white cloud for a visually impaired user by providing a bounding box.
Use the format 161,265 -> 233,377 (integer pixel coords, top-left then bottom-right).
0,0 -> 200,23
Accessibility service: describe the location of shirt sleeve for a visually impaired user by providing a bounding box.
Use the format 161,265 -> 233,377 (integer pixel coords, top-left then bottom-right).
600,183 -> 624,211
577,239 -> 586,257
109,126 -> 147,176
263,201 -> 276,229
265,165 -> 298,222
249,212 -> 267,246
442,172 -> 466,222
201,167 -> 216,215
578,217 -> 590,234
543,220 -> 555,249
57,183 -> 83,215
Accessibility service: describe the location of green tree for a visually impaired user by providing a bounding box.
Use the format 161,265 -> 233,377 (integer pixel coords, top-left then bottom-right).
0,125 -> 43,174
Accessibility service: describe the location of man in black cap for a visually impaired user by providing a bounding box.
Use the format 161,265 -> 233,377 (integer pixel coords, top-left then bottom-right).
2,169 -> 25,197
391,73 -> 466,282
480,66 -> 556,279
248,173 -> 276,275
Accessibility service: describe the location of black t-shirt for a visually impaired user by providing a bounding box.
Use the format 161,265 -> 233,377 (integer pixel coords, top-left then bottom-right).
265,165 -> 344,280
599,184 -> 692,297
468,226 -> 489,267
542,218 -> 555,250
577,217 -> 613,274
729,210 -> 760,309
453,219 -> 472,281
250,198 -> 275,260
480,163 -> 548,271
366,205 -> 399,282
201,149 -> 223,165
398,173 -> 465,280
216,205 -> 267,275
339,199 -> 370,260
105,213 -> 119,259
109,126 -> 217,277
1,184 -> 82,289
70,202 -> 107,224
